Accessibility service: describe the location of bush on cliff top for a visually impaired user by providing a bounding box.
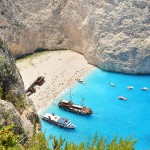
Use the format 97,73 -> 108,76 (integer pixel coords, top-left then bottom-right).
5,92 -> 25,113
0,125 -> 137,150
0,125 -> 22,150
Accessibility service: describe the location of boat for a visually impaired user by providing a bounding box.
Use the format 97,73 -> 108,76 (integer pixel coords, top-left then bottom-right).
109,83 -> 115,87
25,86 -> 36,94
25,86 -> 36,96
34,76 -> 45,86
118,96 -> 127,101
25,76 -> 45,95
58,100 -> 93,115
42,113 -> 76,129
141,87 -> 148,91
77,79 -> 86,84
127,86 -> 134,89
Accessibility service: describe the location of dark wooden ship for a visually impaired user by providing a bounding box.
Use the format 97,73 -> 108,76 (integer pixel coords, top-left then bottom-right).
34,76 -> 45,86
58,100 -> 93,115
25,86 -> 36,94
25,76 -> 45,95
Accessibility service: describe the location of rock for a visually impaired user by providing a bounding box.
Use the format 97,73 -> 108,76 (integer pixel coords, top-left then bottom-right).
0,100 -> 24,133
0,0 -> 150,74
0,39 -> 41,138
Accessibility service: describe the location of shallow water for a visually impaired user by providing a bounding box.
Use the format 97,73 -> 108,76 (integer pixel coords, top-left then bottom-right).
41,69 -> 150,150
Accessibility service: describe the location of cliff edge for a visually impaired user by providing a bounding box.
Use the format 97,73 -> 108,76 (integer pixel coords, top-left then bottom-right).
0,39 -> 41,141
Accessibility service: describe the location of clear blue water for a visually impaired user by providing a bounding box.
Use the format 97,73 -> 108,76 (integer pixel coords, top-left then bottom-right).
40,69 -> 150,150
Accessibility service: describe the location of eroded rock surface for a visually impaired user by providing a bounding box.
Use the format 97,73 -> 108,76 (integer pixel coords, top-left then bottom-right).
0,0 -> 150,74
0,39 -> 41,139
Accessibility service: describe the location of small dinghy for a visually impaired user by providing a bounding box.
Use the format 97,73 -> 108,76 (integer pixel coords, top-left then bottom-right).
109,83 -> 115,87
127,86 -> 134,90
141,87 -> 148,91
118,96 -> 127,101
77,79 -> 86,84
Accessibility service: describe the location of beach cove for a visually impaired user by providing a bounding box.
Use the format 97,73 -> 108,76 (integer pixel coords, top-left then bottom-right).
16,50 -> 94,111
16,50 -> 150,150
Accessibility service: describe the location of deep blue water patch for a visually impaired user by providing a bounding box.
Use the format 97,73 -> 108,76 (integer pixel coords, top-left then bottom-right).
40,69 -> 150,150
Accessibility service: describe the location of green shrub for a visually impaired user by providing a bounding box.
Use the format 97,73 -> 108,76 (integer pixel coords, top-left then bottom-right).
24,132 -> 50,150
0,86 -> 3,99
51,133 -> 137,150
0,54 -> 17,94
0,125 -> 23,150
0,126 -> 137,150
6,92 -> 25,113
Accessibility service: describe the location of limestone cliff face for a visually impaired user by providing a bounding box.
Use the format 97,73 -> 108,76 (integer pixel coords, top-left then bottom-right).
0,0 -> 150,74
0,39 -> 40,139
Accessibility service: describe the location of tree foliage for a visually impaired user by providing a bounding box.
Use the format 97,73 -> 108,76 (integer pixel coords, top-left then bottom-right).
0,86 -> 3,99
0,125 -> 22,150
51,132 -> 137,150
0,125 -> 137,150
5,92 -> 25,113
24,132 -> 50,150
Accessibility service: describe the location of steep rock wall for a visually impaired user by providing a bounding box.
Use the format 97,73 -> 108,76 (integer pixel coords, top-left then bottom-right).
0,39 -> 41,139
0,0 -> 150,74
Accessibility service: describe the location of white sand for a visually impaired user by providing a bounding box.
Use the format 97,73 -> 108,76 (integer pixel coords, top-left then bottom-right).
16,50 -> 94,112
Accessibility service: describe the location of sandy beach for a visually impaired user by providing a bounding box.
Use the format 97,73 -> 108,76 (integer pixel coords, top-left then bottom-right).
16,50 -> 94,113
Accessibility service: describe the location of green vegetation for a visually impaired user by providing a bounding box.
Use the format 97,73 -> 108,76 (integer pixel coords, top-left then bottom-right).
16,49 -> 69,64
54,133 -> 137,150
0,86 -> 3,99
5,92 -> 25,113
0,125 -> 137,150
0,125 -> 22,150
24,132 -> 50,150
0,38 -> 6,52
0,54 -> 17,94
16,51 -> 50,63
0,125 -> 49,150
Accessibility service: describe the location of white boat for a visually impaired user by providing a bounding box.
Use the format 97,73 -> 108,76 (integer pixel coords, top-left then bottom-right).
127,86 -> 134,89
77,79 -> 86,84
118,96 -> 127,101
141,87 -> 148,91
42,113 -> 76,129
109,83 -> 115,87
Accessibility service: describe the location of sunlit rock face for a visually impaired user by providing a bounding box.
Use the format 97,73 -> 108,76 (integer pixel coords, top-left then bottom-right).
0,39 -> 41,139
0,0 -> 150,74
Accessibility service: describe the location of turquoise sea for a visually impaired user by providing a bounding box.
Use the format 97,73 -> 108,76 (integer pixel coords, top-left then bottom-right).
41,69 -> 150,150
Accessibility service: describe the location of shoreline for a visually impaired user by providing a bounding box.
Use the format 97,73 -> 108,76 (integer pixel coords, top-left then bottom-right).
16,50 -> 95,113
38,67 -> 94,115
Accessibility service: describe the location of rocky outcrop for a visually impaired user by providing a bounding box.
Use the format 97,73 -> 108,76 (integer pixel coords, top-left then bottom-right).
0,39 -> 41,139
0,100 -> 26,136
0,0 -> 150,74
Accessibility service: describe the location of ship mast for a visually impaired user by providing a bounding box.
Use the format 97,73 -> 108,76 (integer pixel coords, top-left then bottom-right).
70,89 -> 73,102
81,98 -> 85,106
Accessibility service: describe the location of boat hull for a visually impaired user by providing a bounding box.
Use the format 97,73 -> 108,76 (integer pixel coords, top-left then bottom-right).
42,117 -> 75,129
58,103 -> 92,115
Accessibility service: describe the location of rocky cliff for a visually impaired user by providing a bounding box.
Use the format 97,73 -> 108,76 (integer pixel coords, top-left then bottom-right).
0,39 -> 40,141
0,0 -> 150,74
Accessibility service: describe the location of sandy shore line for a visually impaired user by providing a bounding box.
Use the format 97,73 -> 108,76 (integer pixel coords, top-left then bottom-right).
16,50 -> 94,113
